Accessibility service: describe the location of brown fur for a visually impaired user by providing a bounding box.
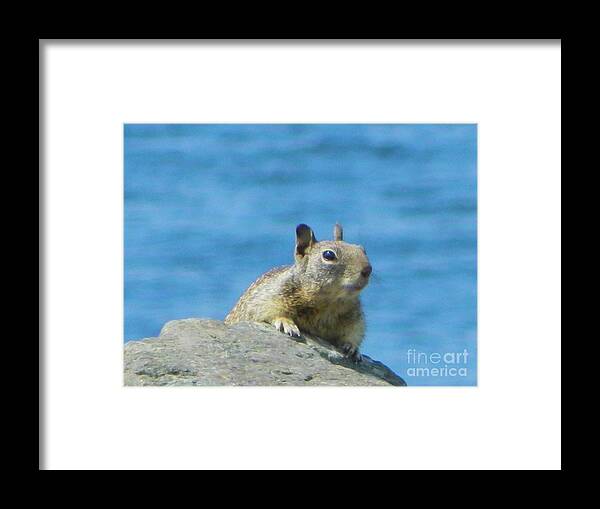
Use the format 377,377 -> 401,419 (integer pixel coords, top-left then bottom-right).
224,223 -> 372,360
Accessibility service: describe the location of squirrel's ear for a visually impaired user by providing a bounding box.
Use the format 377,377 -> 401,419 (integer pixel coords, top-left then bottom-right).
333,223 -> 343,241
295,224 -> 317,262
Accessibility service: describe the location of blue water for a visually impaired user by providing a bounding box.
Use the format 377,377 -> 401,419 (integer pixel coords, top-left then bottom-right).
125,124 -> 477,386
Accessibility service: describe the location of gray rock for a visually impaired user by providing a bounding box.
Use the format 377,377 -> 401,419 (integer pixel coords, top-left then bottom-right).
124,318 -> 407,387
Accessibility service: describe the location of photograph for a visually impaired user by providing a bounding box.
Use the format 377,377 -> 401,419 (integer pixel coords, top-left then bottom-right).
41,40 -> 560,470
124,123 -> 477,386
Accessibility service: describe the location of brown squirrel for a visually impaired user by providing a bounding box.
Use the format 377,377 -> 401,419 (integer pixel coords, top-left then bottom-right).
224,223 -> 372,362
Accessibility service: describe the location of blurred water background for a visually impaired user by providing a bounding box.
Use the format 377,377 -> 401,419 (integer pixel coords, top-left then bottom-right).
124,124 -> 477,386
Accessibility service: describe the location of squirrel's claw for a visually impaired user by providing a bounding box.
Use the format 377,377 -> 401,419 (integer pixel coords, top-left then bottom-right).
272,318 -> 301,338
341,343 -> 363,363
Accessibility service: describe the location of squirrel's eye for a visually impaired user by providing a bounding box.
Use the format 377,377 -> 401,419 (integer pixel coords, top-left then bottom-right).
322,250 -> 337,261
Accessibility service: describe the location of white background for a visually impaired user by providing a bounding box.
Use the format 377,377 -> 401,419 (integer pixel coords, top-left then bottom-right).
41,41 -> 561,470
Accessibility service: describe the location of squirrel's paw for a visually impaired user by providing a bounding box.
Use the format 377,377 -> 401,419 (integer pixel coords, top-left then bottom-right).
272,317 -> 301,338
341,343 -> 363,363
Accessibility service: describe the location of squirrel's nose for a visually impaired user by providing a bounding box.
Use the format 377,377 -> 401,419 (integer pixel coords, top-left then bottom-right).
361,265 -> 372,278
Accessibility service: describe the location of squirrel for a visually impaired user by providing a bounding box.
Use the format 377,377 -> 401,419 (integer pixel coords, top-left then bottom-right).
224,223 -> 372,362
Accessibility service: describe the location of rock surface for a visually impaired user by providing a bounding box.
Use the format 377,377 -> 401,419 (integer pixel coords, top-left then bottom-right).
124,318 -> 407,386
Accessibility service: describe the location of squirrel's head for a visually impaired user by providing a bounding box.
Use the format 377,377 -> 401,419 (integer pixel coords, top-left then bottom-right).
293,223 -> 372,299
